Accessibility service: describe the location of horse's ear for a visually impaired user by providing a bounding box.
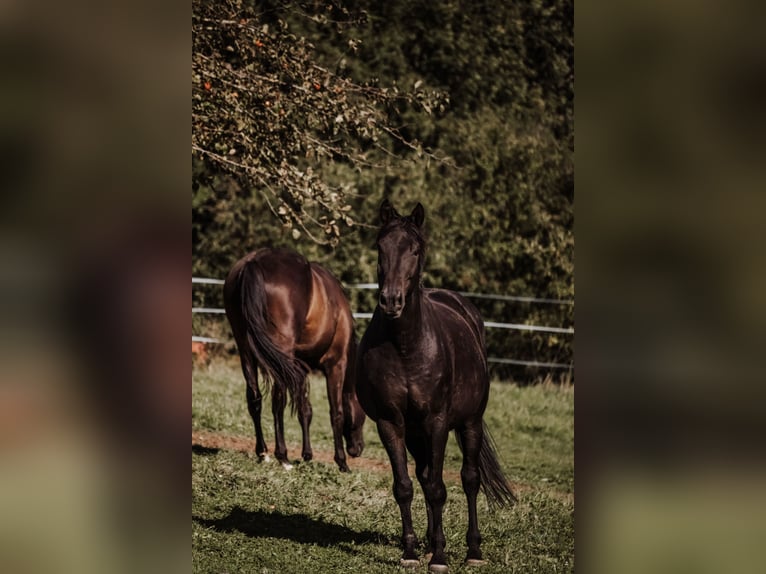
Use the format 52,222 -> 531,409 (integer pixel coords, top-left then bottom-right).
411,202 -> 425,228
380,199 -> 398,225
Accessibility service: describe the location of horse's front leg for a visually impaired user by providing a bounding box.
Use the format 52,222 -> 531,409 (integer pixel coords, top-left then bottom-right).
407,434 -> 434,556
421,423 -> 450,572
378,419 -> 418,566
324,359 -> 349,472
271,384 -> 291,469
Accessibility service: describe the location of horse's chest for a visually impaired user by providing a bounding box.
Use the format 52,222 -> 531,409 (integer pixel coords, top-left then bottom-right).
395,356 -> 448,412
361,334 -> 448,412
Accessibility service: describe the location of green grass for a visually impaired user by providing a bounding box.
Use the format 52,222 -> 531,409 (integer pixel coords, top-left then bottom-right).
192,359 -> 574,573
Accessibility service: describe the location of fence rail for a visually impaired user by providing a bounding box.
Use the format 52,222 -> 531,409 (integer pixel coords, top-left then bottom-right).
486,358 -> 573,369
192,335 -> 572,369
192,307 -> 574,334
192,276 -> 574,371
192,307 -> 227,314
194,277 -> 573,305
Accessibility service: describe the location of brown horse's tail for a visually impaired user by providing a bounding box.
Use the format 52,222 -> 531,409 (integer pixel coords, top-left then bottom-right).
232,261 -> 307,413
457,422 -> 517,508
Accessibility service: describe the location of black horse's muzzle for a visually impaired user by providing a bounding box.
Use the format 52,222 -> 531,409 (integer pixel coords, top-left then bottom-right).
379,288 -> 404,318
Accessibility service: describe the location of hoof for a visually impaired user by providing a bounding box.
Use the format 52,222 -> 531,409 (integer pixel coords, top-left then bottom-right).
257,453 -> 271,463
281,462 -> 293,470
302,452 -> 313,462
399,558 -> 419,568
465,559 -> 487,567
428,564 -> 449,573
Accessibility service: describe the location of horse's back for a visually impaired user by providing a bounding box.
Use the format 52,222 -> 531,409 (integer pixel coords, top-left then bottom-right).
310,263 -> 351,317
225,247 -> 311,291
425,289 -> 489,413
424,288 -> 486,352
255,248 -> 312,291
295,262 -> 354,364
224,248 -> 313,340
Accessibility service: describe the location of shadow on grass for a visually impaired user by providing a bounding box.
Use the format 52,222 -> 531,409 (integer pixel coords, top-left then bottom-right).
194,505 -> 396,548
192,444 -> 220,456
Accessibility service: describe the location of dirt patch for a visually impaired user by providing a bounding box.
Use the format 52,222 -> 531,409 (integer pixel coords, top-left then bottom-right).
192,429 -> 414,475
192,430 -> 573,504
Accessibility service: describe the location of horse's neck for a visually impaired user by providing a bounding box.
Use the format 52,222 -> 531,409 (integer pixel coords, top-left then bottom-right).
388,291 -> 427,349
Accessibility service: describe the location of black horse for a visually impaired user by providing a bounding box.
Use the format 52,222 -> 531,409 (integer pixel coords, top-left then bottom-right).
357,200 -> 515,572
224,247 -> 366,472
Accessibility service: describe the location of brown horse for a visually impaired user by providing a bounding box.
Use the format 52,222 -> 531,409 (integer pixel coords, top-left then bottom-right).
357,200 -> 515,572
224,247 -> 365,472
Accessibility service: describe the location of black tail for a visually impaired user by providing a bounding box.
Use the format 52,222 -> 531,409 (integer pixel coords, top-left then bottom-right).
456,422 -> 517,508
233,262 -> 307,413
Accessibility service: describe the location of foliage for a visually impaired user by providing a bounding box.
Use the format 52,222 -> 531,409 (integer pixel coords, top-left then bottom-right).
192,359 -> 574,572
192,0 -> 574,380
193,0 -> 446,245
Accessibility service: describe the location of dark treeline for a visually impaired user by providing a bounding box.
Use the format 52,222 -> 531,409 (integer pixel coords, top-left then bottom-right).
193,0 -> 573,381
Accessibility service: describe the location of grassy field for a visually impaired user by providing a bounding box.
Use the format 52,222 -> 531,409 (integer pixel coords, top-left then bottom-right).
192,359 -> 574,573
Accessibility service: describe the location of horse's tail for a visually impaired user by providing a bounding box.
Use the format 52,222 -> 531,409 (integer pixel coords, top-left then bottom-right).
457,422 -> 517,508
230,260 -> 307,413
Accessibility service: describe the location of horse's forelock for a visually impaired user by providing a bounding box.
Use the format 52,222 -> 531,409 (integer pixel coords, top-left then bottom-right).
378,216 -> 426,249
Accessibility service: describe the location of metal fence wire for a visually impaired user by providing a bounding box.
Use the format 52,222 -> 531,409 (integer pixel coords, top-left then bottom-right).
192,277 -> 573,371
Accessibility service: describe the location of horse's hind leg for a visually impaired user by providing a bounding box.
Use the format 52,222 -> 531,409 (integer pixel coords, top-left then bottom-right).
297,375 -> 313,462
457,421 -> 486,565
271,383 -> 291,469
324,359 -> 349,472
241,356 -> 269,461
